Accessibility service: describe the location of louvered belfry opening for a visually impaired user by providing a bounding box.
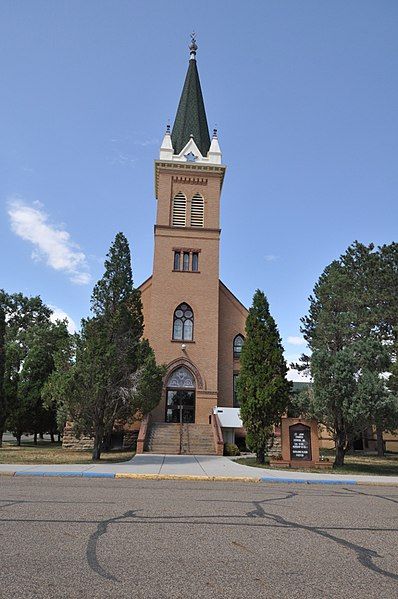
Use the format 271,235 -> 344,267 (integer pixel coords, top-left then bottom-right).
172,192 -> 187,226
190,193 -> 204,227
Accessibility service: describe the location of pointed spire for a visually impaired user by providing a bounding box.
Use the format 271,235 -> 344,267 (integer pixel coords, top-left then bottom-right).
171,35 -> 211,157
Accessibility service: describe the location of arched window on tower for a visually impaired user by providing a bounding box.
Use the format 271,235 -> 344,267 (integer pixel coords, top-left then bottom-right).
173,303 -> 194,341
172,192 -> 187,227
190,193 -> 204,227
233,334 -> 244,359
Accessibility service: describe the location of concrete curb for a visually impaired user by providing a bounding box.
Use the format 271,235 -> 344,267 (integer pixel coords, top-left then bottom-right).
260,476 -> 357,485
1,470 -> 398,486
82,472 -> 116,478
115,473 -> 261,483
355,480 -> 398,487
15,471 -> 91,477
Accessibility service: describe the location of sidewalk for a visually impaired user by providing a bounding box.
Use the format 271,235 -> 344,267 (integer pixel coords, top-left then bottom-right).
1,454 -> 398,485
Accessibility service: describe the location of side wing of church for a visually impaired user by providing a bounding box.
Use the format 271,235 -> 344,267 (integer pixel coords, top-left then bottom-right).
138,38 -> 248,453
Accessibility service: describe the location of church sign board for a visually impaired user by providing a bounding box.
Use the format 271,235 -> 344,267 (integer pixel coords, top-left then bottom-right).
289,423 -> 312,461
279,417 -> 330,468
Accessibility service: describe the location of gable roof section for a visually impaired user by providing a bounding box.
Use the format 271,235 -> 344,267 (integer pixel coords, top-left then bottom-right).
138,275 -> 152,292
219,280 -> 248,316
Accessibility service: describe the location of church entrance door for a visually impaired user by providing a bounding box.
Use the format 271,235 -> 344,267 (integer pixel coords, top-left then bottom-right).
165,389 -> 195,423
165,366 -> 196,423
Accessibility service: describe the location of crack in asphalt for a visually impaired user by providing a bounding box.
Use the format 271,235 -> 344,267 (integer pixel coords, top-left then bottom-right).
343,487 -> 398,505
238,497 -> 398,582
86,509 -> 139,581
2,486 -> 397,585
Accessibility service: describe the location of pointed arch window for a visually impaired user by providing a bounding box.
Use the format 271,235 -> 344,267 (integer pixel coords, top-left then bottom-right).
233,334 -> 244,359
190,193 -> 204,227
173,303 -> 194,341
172,192 -> 187,227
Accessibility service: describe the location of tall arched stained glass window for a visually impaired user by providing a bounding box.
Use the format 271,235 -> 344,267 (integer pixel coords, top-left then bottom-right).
173,303 -> 194,341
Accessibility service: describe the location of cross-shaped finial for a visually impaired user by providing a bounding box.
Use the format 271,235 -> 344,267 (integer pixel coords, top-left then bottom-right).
189,32 -> 198,59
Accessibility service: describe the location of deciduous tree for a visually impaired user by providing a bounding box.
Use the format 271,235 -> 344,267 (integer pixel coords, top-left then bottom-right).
0,306 -> 5,447
0,290 -> 53,445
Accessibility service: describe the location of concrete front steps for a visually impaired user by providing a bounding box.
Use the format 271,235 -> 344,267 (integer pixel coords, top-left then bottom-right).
146,423 -> 216,455
146,423 -> 181,454
181,424 -> 215,455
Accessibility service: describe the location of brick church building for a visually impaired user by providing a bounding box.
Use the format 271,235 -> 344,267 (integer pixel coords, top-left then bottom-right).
63,38 -> 248,455
63,38 -> 398,456
136,38 -> 248,454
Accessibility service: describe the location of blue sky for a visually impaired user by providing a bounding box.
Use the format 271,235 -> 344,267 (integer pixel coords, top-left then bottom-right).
1,1 -> 397,378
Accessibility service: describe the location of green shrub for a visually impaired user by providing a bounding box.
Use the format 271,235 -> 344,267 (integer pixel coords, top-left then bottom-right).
224,443 -> 240,456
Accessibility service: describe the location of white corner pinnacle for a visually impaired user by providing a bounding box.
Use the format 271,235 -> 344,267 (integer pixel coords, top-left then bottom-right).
208,128 -> 222,164
159,124 -> 174,160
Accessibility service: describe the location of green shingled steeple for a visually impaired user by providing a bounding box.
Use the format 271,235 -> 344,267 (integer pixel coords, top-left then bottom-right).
171,36 -> 211,157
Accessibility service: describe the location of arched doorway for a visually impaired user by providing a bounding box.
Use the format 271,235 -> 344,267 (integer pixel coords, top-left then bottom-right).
165,366 -> 196,423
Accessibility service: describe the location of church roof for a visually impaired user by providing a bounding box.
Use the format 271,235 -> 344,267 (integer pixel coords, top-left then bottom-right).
171,37 -> 211,157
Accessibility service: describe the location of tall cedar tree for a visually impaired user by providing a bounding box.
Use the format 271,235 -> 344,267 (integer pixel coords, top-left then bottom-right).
298,243 -> 398,466
0,306 -> 5,447
237,290 -> 291,463
63,233 -> 163,460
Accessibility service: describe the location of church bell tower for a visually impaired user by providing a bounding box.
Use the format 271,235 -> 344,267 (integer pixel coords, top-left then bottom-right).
140,36 -> 227,424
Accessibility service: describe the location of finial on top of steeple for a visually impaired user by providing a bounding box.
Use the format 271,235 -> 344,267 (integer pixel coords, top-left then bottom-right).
212,125 -> 218,138
166,120 -> 171,134
189,32 -> 198,60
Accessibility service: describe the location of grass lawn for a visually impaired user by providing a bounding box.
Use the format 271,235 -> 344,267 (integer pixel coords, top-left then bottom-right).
235,454 -> 398,476
0,440 -> 134,464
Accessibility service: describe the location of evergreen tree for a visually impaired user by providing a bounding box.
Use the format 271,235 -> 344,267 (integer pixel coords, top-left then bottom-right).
59,233 -> 163,460
237,290 -> 291,463
298,243 -> 398,466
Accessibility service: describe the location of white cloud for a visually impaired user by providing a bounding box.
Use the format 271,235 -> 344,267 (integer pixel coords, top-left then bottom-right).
264,254 -> 278,262
287,368 -> 312,383
109,152 -> 137,166
135,138 -> 159,147
8,199 -> 90,285
49,306 -> 77,334
287,335 -> 306,346
285,350 -> 312,382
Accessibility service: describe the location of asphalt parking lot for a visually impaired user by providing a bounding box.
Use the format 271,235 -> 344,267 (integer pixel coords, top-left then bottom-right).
0,477 -> 397,598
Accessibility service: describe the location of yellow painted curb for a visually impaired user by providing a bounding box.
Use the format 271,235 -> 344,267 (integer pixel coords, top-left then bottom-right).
356,481 -> 398,487
0,471 -> 15,476
115,473 -> 261,483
